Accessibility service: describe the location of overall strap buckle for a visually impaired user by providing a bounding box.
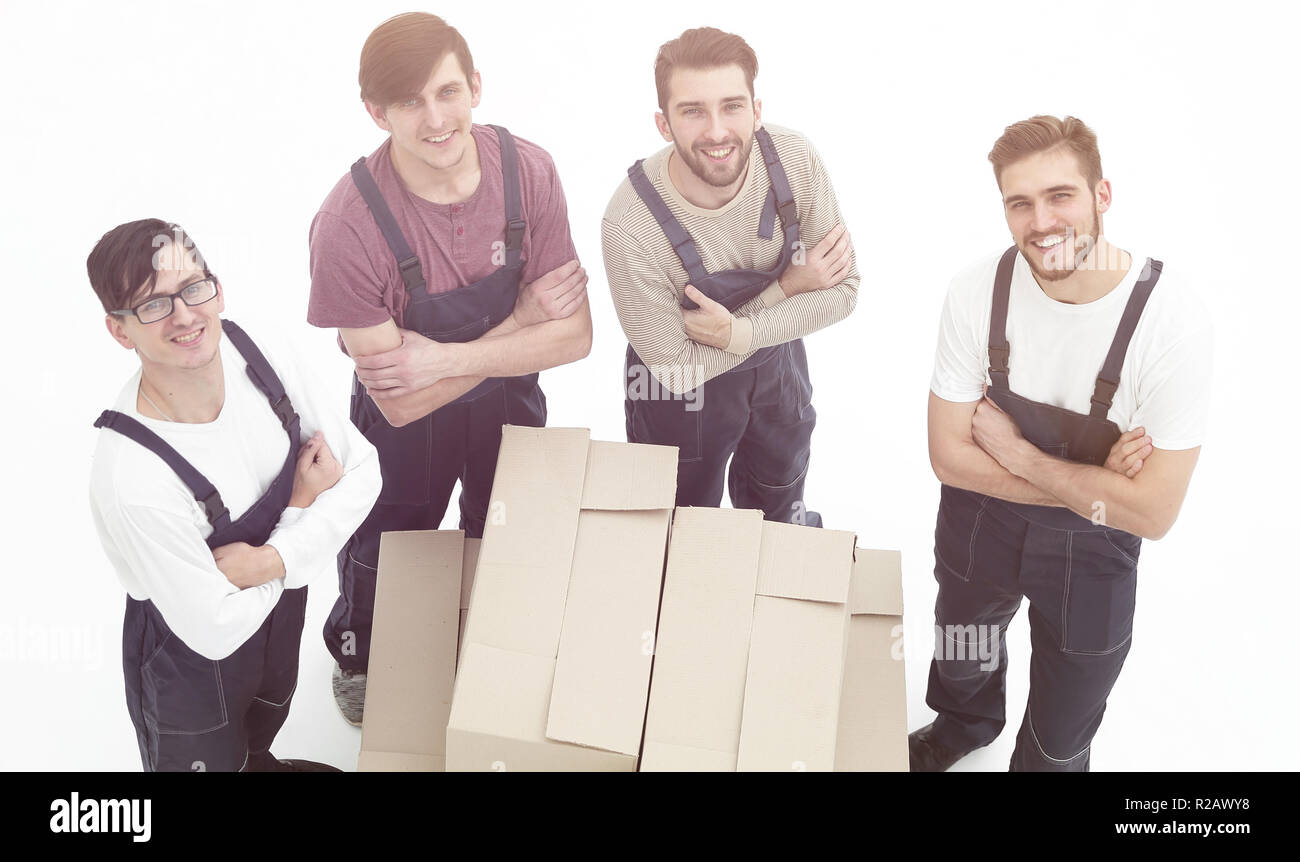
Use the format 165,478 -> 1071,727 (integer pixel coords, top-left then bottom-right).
200,490 -> 229,526
776,198 -> 799,228
1090,376 -> 1120,413
397,256 -> 424,292
270,394 -> 297,430
505,218 -> 527,252
987,345 -> 1010,375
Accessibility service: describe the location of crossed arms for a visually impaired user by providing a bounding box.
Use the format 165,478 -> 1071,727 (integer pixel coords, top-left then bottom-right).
928,390 -> 1201,540
342,260 -> 592,427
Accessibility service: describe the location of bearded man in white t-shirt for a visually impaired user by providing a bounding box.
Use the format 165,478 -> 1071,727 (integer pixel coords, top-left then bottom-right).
914,116 -> 1212,772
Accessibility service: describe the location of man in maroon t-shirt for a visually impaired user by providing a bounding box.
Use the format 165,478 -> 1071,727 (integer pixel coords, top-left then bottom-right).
307,12 -> 591,724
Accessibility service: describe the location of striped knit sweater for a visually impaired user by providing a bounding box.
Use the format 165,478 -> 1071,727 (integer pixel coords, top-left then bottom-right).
601,123 -> 858,394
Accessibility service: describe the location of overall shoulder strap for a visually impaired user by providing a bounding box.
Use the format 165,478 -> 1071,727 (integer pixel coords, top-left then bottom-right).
350,156 -> 428,299
625,159 -> 710,284
220,319 -> 299,431
92,410 -> 231,530
987,246 -> 1019,390
757,187 -> 778,240
753,127 -> 800,240
488,125 -> 526,269
1089,258 -> 1164,418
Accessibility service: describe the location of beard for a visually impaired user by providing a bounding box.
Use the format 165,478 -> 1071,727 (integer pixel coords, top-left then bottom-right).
1022,208 -> 1101,283
672,131 -> 754,188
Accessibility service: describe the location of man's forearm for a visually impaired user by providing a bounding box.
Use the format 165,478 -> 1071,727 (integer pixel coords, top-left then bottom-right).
737,279 -> 857,353
1007,445 -> 1159,537
374,309 -> 591,426
374,374 -> 490,427
444,304 -> 592,378
371,314 -> 521,426
938,439 -> 1064,507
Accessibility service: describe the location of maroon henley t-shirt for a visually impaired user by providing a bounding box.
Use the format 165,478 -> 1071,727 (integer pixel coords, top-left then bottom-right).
307,124 -> 578,337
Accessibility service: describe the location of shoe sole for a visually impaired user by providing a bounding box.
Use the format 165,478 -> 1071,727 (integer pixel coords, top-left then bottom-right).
334,701 -> 362,728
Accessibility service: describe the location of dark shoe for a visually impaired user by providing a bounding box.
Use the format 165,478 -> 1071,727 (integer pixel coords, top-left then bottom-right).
245,751 -> 342,772
908,722 -> 976,772
269,758 -> 342,773
332,662 -> 366,727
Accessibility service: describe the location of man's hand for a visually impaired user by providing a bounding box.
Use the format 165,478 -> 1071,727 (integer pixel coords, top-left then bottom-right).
513,259 -> 588,328
212,542 -> 285,590
353,329 -> 454,399
288,431 -> 343,509
682,284 -> 734,348
1104,427 -> 1153,479
971,388 -> 1034,476
779,224 -> 853,298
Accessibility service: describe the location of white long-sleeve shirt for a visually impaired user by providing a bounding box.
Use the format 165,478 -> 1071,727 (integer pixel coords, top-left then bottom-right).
89,321 -> 381,660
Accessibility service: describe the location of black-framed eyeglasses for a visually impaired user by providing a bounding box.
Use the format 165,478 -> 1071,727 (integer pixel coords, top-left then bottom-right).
111,275 -> 219,324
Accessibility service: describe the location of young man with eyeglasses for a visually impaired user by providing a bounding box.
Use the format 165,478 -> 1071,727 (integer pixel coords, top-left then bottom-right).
307,13 -> 591,724
88,219 -> 381,772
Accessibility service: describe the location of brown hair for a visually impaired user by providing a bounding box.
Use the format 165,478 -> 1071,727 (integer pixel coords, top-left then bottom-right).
86,219 -> 209,314
359,13 -> 474,106
988,115 -> 1103,191
654,27 -> 758,113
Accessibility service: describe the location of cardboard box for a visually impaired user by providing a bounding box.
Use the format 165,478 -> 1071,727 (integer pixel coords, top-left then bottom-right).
642,508 -> 906,772
357,530 -> 464,772
445,426 -> 678,771
835,548 -> 908,772
456,538 -> 479,669
641,508 -> 860,771
363,426 -> 908,773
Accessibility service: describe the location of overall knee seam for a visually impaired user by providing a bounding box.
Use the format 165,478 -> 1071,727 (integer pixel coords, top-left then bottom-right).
1027,702 -> 1091,765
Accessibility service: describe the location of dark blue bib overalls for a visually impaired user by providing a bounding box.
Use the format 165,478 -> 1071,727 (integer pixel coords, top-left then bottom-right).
624,127 -> 821,527
926,247 -> 1164,771
94,320 -> 307,772
326,125 -> 546,673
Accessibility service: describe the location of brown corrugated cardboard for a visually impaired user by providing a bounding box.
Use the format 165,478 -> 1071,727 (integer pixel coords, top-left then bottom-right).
834,548 -> 908,772
640,507 -> 764,772
546,508 -> 671,756
456,538 -> 479,668
641,509 -> 859,772
357,530 -> 463,772
736,522 -> 857,771
645,509 -> 878,772
446,426 -> 677,771
364,428 -> 906,773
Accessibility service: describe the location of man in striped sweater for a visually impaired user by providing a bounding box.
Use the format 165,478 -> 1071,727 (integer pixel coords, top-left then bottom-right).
602,27 -> 858,527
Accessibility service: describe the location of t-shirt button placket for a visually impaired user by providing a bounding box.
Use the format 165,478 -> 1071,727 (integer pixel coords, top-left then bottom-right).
451,206 -> 465,257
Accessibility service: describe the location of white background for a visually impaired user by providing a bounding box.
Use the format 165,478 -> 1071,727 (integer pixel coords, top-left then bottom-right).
1,0 -> 1295,771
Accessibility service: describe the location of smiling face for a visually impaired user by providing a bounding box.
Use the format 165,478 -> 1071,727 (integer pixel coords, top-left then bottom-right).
1000,147 -> 1111,282
367,51 -> 481,180
655,64 -> 761,190
105,240 -> 224,372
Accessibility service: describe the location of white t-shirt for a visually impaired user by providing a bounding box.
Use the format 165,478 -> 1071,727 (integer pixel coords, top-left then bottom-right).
930,249 -> 1213,450
89,322 -> 381,661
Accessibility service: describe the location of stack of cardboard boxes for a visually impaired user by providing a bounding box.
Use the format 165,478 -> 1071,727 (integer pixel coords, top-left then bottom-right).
359,425 -> 907,772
